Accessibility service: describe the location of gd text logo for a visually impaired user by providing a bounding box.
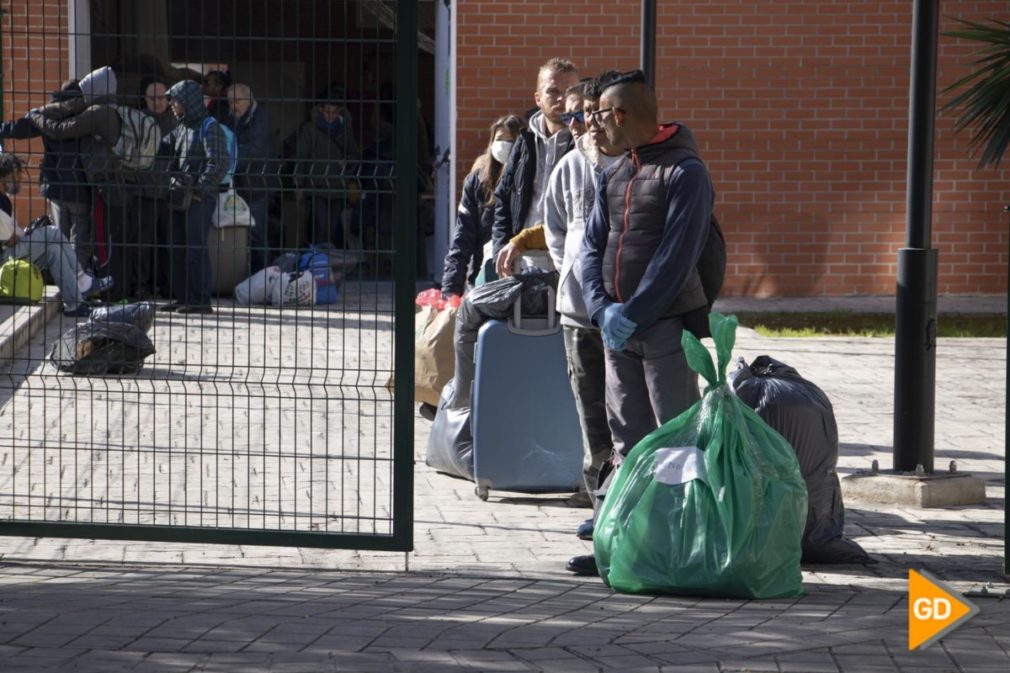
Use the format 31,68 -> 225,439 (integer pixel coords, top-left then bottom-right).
908,569 -> 979,651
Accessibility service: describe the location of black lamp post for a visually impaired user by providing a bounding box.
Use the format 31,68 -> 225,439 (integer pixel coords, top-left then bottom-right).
894,0 -> 940,474
641,1 -> 656,89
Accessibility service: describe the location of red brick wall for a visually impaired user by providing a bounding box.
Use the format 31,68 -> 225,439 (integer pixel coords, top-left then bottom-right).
6,2 -> 1008,296
456,1 -> 1010,297
2,0 -> 70,224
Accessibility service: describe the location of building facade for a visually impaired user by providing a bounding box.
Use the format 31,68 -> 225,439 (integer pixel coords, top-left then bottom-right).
4,1 -> 1009,297
454,1 -> 1010,296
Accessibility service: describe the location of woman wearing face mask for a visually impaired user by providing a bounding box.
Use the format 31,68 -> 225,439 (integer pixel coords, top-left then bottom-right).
440,114 -> 524,298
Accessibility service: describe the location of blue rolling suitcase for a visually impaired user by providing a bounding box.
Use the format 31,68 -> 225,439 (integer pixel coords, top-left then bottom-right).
471,289 -> 584,500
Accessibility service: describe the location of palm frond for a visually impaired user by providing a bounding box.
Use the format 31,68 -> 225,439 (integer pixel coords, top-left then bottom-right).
941,18 -> 1010,167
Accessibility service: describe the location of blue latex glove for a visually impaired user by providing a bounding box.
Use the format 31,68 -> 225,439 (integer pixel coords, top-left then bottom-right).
597,303 -> 637,351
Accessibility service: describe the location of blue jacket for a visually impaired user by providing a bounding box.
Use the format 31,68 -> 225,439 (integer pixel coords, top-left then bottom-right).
230,102 -> 277,199
581,122 -> 713,331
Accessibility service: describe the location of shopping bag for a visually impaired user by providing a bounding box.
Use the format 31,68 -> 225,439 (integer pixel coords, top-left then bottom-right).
298,247 -> 340,305
235,266 -> 282,305
594,312 -> 807,599
212,189 -> 253,229
414,289 -> 460,407
270,270 -> 316,307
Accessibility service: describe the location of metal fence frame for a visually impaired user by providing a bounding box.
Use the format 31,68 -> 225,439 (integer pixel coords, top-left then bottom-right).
0,0 -> 416,552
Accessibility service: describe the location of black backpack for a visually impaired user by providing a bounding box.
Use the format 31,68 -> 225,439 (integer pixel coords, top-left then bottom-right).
665,147 -> 727,312
699,213 -> 726,308
682,214 -> 725,340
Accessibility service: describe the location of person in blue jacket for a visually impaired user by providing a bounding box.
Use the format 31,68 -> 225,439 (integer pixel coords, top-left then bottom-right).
227,82 -> 276,272
570,70 -> 715,577
440,114 -> 524,298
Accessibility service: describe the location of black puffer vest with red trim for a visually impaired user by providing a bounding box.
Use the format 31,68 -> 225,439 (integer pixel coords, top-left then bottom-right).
600,123 -> 708,319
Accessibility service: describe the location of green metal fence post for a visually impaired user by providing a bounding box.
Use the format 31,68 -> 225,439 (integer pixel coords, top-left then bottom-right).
393,0 -> 418,552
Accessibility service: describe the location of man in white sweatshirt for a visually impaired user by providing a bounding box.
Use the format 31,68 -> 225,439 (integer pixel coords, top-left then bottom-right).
543,77 -> 625,548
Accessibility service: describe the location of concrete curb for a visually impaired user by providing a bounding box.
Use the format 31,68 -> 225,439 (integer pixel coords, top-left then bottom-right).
714,294 -> 1007,314
0,287 -> 61,364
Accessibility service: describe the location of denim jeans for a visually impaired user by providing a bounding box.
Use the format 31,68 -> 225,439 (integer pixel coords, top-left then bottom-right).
4,225 -> 83,310
48,199 -> 92,271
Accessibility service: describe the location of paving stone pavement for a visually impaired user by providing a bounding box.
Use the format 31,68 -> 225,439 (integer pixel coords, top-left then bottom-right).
0,288 -> 1005,672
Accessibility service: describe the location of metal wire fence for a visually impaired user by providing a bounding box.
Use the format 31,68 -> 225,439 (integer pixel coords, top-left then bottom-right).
0,0 -> 417,550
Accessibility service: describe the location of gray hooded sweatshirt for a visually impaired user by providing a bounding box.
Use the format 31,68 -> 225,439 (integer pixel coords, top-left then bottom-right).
523,110 -> 572,231
544,132 -> 622,328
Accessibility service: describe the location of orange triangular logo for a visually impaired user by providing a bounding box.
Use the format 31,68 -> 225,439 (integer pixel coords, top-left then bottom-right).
908,569 -> 979,651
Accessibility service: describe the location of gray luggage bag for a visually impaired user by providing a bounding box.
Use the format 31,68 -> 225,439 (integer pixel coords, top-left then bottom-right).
471,288 -> 584,500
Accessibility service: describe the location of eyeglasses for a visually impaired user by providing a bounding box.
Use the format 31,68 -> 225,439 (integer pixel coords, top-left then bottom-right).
586,107 -> 622,123
561,110 -> 585,125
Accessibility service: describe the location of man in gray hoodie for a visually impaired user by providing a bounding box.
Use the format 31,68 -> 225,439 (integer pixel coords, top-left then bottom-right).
543,76 -> 624,523
28,66 -> 123,282
160,79 -> 230,314
491,57 -> 579,257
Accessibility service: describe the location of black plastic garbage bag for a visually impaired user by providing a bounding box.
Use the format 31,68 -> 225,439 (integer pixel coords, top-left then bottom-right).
450,271 -> 556,408
49,321 -> 156,376
89,301 -> 156,334
425,379 -> 475,480
730,355 -> 872,564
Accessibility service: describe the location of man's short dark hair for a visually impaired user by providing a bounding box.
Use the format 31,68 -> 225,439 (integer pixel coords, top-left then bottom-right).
316,82 -> 347,104
0,154 -> 26,180
597,69 -> 647,97
587,70 -> 623,101
565,78 -> 594,100
205,69 -> 232,88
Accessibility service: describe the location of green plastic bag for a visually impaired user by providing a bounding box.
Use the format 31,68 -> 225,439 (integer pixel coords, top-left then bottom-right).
593,313 -> 807,599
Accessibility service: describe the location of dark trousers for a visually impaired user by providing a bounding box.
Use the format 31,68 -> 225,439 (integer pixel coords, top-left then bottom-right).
562,325 -> 613,496
592,318 -> 701,523
169,196 -> 214,306
309,196 -> 345,248
104,200 -> 138,302
604,317 -> 700,456
135,196 -> 168,297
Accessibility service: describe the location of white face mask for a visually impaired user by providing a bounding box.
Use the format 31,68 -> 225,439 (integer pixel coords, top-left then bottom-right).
490,140 -> 513,165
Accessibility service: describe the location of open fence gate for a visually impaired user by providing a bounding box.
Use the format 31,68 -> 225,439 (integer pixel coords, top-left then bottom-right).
0,1 -> 419,551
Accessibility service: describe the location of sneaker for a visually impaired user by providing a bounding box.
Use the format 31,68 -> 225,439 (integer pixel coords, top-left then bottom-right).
63,303 -> 92,318
82,275 -> 114,300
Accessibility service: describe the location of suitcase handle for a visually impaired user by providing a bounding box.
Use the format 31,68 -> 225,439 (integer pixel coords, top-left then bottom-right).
508,286 -> 559,335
